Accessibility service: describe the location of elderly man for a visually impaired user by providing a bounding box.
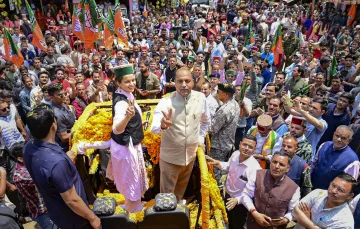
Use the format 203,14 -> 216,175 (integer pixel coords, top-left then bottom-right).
209,83 -> 239,183
311,125 -> 359,190
281,136 -> 312,198
151,68 -> 210,201
240,152 -> 300,228
293,173 -> 356,229
206,135 -> 261,229
248,114 -> 281,168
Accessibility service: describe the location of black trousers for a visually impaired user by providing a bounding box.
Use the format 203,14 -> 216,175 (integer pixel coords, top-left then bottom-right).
225,194 -> 248,229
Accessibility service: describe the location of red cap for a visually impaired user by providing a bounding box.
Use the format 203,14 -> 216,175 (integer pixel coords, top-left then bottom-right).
141,45 -> 148,51
291,116 -> 306,126
213,56 -> 221,62
251,46 -> 259,51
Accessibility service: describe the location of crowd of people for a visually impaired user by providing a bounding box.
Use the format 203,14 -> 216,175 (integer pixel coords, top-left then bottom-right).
1,0 -> 360,228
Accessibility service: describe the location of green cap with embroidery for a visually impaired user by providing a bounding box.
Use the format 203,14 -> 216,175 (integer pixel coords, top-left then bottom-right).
114,64 -> 134,78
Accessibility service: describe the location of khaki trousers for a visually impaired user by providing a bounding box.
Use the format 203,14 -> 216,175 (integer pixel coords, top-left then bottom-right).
159,159 -> 195,201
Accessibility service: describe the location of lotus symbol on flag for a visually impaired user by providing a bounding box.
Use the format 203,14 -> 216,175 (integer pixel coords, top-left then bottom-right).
117,28 -> 126,38
39,40 -> 47,48
85,10 -> 98,33
74,18 -> 82,33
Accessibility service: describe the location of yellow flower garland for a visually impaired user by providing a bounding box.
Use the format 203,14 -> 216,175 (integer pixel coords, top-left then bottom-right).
89,154 -> 100,174
197,148 -> 210,229
97,189 -> 125,205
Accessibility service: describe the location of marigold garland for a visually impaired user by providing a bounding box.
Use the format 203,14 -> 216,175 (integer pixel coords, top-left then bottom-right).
197,147 -> 210,229
97,189 -> 125,205
89,154 -> 100,174
71,101 -> 112,156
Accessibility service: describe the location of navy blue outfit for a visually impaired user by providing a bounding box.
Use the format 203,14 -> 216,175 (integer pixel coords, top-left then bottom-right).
311,142 -> 358,190
23,140 -> 90,229
287,155 -> 306,187
319,103 -> 351,145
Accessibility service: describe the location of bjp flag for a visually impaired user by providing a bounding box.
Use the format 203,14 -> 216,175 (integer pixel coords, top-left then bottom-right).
271,25 -> 283,67
3,28 -> 24,67
72,3 -> 84,41
103,9 -> 115,49
83,0 -> 103,49
347,4 -> 356,27
114,0 -> 129,47
25,0 -> 47,52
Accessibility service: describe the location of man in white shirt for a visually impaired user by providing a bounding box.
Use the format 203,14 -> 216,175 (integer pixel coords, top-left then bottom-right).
240,152 -> 301,228
293,173 -> 356,229
206,135 -> 261,229
151,68 -> 210,201
201,81 -> 218,127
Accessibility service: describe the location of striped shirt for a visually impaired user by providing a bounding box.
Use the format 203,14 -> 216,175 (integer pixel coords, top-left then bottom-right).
294,189 -> 354,229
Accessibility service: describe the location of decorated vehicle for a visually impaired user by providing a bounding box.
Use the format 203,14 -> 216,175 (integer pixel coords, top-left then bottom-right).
70,100 -> 227,229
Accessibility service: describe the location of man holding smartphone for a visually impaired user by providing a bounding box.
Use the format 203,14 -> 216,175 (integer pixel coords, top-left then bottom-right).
135,61 -> 160,99
240,151 -> 300,228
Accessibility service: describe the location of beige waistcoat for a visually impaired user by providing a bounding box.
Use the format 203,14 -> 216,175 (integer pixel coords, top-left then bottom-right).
160,91 -> 205,166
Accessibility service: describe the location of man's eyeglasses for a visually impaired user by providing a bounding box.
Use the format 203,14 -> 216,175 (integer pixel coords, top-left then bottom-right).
1,106 -> 10,112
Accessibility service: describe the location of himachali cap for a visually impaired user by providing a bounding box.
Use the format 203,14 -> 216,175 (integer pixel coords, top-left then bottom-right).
291,116 -> 307,127
114,64 -> 134,78
257,114 -> 273,128
181,31 -> 189,35
226,70 -> 236,76
188,56 -> 196,62
141,45 -> 148,51
213,56 -> 221,62
218,83 -> 235,94
251,46 -> 259,51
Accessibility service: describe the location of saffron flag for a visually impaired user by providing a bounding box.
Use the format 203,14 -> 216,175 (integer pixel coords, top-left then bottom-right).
25,0 -> 47,52
271,25 -> 283,67
83,0 -> 104,49
103,9 -> 115,49
244,19 -> 255,46
3,28 -> 24,67
114,0 -> 129,47
347,4 -> 356,27
72,3 -> 84,41
143,0 -> 149,17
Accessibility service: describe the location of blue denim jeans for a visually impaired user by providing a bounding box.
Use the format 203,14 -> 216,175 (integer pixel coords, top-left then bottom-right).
34,213 -> 57,229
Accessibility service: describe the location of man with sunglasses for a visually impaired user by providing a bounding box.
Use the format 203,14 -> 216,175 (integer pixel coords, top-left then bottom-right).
311,125 -> 359,190
293,173 -> 356,229
0,99 -> 25,151
48,83 -> 76,151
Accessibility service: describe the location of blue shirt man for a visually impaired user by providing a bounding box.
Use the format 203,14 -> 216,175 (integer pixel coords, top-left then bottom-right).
24,104 -> 100,229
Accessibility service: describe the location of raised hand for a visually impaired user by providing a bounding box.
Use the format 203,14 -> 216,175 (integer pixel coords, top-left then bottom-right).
126,99 -> 135,119
161,108 -> 173,129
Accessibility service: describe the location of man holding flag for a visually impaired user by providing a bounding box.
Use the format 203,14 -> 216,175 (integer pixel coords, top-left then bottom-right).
25,0 -> 47,53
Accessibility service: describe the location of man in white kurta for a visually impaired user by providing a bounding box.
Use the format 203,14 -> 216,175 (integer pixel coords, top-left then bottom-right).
151,68 -> 210,201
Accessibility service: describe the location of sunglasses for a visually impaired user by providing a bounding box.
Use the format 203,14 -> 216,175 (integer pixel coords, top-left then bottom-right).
1,106 -> 10,112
